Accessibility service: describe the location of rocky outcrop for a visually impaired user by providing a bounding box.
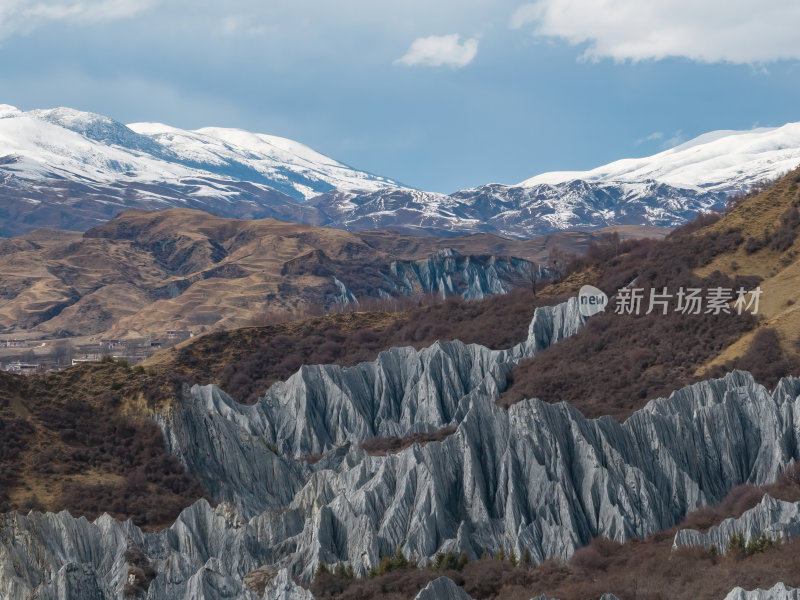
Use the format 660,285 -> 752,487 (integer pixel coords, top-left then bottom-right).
263,569 -> 314,600
32,563 -> 109,600
725,583 -> 800,600
0,501 -> 270,599
673,495 -> 800,553
414,576 -> 473,600
6,369 -> 800,598
385,250 -> 541,301
525,293 -> 587,353
5,298 -> 800,598
163,367 -> 800,581
157,298 -> 586,517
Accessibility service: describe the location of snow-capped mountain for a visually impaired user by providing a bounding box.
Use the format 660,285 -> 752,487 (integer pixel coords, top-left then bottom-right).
520,123 -> 800,194
311,180 -> 726,238
1,104 -> 799,238
0,105 -> 398,198
311,123 -> 800,238
0,105 -> 399,235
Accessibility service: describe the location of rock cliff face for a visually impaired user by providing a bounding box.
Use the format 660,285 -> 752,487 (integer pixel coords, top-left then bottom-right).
673,495 -> 800,553
385,250 -> 540,301
156,298 -> 586,517
264,569 -> 315,600
414,577 -> 474,600
5,299 -> 800,598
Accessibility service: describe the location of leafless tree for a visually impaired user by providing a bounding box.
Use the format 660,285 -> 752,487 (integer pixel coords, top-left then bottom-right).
547,247 -> 567,282
516,262 -> 541,296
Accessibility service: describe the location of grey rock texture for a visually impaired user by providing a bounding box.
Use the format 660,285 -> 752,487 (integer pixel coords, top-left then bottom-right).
725,583 -> 800,600
32,563 -> 109,600
333,251 -> 537,308
673,495 -> 800,553
161,365 -> 800,579
5,298 -> 800,598
0,501 -> 269,600
5,369 -> 800,598
263,569 -> 315,600
526,293 -> 587,353
385,250 -> 541,301
156,298 -> 586,518
414,576 -> 473,600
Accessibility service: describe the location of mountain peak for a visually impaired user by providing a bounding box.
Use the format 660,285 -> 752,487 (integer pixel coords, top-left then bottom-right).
519,122 -> 800,193
0,104 -> 22,118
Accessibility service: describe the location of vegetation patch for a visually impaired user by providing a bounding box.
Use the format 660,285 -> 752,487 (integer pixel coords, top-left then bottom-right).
360,426 -> 458,456
0,364 -> 205,528
499,215 -> 762,419
160,290 -> 563,404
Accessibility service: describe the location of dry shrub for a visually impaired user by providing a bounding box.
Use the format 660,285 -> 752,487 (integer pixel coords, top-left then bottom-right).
0,365 -> 206,527
360,426 -> 457,455
708,328 -> 800,390
176,289 -> 561,404
499,213 -> 767,419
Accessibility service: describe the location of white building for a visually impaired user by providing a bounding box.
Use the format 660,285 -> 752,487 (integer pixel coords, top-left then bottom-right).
5,361 -> 39,375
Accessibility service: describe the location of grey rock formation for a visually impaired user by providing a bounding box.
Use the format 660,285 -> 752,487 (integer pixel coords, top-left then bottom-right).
6,368 -> 800,599
157,298 -> 586,518
156,367 -> 800,582
725,583 -> 800,600
525,293 -> 587,352
673,495 -> 800,553
329,251 -> 535,307
6,298 -> 800,598
385,250 -> 541,301
263,569 -> 314,600
32,563 -> 109,600
0,501 -> 269,600
414,576 -> 473,600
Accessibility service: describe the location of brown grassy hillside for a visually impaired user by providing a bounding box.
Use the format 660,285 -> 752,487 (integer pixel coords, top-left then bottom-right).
146,289 -> 563,404
0,209 -> 666,339
500,167 -> 800,419
0,362 -> 203,529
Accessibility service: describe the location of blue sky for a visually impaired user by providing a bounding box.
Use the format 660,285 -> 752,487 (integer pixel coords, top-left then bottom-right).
1,0 -> 799,193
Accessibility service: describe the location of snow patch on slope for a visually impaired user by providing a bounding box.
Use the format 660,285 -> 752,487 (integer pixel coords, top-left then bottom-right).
0,105 -> 401,201
521,123 -> 800,194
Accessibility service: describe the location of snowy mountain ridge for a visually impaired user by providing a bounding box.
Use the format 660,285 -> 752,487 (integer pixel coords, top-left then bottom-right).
0,104 -> 400,201
520,122 -> 800,194
1,104 -> 799,238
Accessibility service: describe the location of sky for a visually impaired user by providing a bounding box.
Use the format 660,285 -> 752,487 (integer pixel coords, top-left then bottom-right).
1,0 -> 799,193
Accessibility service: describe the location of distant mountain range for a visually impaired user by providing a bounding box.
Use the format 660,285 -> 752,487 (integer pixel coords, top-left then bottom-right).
1,104 -> 799,238
0,207 -> 667,337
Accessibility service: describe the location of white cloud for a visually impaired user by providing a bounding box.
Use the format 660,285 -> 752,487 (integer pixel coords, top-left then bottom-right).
395,34 -> 479,68
634,131 -> 663,146
662,130 -> 685,148
219,15 -> 267,37
510,0 -> 800,64
0,0 -> 155,38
